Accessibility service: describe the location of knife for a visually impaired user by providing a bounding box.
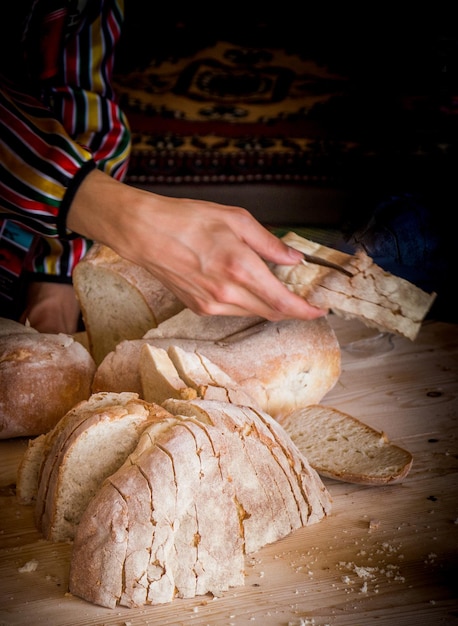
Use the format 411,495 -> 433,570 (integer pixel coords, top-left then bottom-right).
301,253 -> 354,277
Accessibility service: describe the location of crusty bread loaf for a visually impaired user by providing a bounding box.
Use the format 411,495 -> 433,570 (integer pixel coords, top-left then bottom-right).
24,392 -> 171,542
93,317 -> 342,421
69,398 -> 331,608
271,232 -> 436,341
0,331 -> 96,439
0,317 -> 38,337
73,243 -> 185,365
143,307 -> 263,341
282,404 -> 413,484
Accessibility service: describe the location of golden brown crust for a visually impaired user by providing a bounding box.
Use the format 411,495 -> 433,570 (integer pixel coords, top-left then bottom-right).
69,399 -> 331,608
93,317 -> 342,421
0,333 -> 96,438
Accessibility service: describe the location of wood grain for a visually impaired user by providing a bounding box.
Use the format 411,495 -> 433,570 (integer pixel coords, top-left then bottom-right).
1,316 -> 457,626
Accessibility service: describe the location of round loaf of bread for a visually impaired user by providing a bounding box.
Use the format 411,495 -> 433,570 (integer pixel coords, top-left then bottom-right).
93,317 -> 342,422
0,332 -> 96,438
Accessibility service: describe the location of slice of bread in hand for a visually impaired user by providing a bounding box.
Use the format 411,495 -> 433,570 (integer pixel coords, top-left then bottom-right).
282,404 -> 413,484
271,232 -> 436,341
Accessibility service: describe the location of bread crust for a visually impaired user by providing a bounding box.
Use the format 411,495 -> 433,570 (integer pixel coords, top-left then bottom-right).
0,332 -> 96,438
73,244 -> 185,364
69,399 -> 331,608
93,317 -> 342,421
272,232 -> 436,341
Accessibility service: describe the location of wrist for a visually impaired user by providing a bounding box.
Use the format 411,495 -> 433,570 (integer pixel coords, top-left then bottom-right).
66,169 -> 123,242
58,161 -> 97,239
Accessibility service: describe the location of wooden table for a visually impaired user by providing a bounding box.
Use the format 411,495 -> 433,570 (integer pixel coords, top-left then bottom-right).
1,317 -> 457,626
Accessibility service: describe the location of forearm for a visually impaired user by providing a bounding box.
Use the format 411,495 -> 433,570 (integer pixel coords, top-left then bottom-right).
67,169 -> 328,322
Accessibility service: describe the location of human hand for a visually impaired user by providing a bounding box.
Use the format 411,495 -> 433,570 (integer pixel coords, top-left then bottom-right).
68,170 -> 328,322
20,282 -> 81,334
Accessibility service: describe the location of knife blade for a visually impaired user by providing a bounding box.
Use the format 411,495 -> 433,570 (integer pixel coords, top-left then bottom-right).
301,253 -> 354,277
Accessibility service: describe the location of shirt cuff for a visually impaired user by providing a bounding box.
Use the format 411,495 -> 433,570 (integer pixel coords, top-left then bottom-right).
57,160 -> 97,239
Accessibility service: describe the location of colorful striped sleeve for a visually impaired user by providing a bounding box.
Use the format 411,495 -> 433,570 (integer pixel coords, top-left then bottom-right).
0,0 -> 131,281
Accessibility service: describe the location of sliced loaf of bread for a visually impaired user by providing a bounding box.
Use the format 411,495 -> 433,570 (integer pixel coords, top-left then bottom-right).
73,244 -> 185,365
20,392 -> 171,542
93,317 -> 342,422
69,398 -> 331,608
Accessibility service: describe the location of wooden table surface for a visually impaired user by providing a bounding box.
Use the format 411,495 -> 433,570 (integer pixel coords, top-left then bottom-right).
1,316 -> 457,626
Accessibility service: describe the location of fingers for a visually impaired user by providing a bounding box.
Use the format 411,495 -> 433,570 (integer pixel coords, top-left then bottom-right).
20,283 -> 81,334
168,284 -> 327,322
70,176 -> 328,322
136,205 -> 327,321
221,208 -> 304,266
148,254 -> 327,322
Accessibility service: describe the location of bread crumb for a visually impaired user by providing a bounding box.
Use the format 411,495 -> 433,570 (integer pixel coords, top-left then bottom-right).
18,559 -> 38,573
369,519 -> 380,530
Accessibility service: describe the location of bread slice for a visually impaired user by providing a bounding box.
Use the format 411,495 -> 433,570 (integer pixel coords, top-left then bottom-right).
32,392 -> 172,542
73,243 -> 185,365
16,394 -> 113,507
139,344 -> 197,404
167,345 -> 260,407
17,392 -> 128,508
16,434 -> 47,505
271,232 -> 436,341
69,399 -> 331,608
282,404 -> 413,484
93,317 -> 342,422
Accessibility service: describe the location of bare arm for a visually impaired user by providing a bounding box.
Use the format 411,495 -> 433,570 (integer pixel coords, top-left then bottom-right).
67,169 -> 328,322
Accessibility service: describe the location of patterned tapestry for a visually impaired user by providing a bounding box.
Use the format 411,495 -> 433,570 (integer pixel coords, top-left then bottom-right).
113,10 -> 456,189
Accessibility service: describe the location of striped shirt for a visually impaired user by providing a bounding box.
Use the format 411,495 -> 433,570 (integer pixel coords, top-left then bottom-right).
0,0 -> 130,313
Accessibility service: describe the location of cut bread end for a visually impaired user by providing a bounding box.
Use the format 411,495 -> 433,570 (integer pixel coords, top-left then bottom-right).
282,404 -> 413,485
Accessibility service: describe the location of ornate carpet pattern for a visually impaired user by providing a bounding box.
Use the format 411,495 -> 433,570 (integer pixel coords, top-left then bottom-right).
113,13 -> 457,189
